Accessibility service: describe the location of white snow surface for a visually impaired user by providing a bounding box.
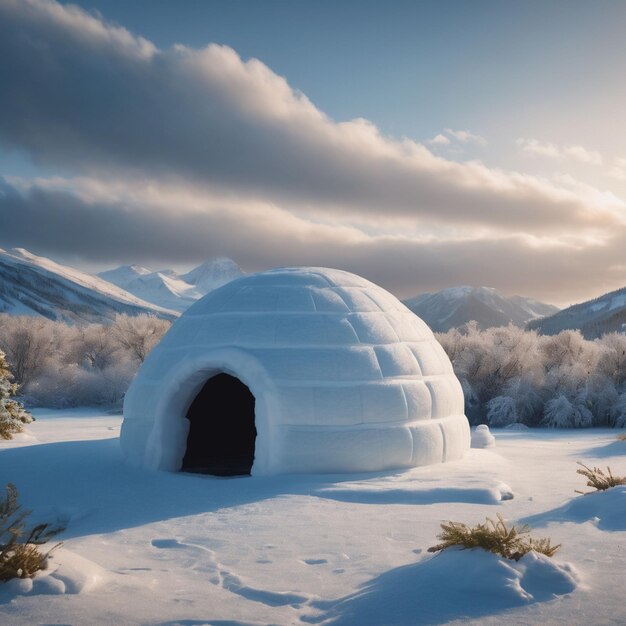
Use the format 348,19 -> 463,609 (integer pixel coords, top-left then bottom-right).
2,410 -> 626,625
122,267 -> 470,474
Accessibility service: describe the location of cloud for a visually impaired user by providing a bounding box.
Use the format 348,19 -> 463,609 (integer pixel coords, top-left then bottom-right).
609,157 -> 626,181
444,128 -> 487,146
517,138 -> 603,165
0,0 -> 622,235
1,176 -> 625,305
0,0 -> 624,306
427,133 -> 451,146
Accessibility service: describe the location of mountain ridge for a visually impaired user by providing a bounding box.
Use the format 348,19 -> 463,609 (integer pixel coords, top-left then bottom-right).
0,248 -> 177,323
403,286 -> 559,332
98,257 -> 244,312
527,285 -> 626,338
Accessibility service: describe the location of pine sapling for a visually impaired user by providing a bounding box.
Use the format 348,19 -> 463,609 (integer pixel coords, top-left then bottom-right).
0,351 -> 33,440
0,484 -> 63,582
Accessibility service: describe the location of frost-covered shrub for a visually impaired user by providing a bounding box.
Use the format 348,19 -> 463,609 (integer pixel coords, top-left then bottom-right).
26,360 -> 137,408
543,394 -> 593,428
0,315 -> 170,408
486,396 -> 518,427
436,324 -> 626,428
0,351 -> 33,439
595,333 -> 626,385
0,316 -> 55,387
111,314 -> 170,363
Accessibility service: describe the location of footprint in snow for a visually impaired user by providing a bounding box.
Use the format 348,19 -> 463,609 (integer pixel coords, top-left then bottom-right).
150,538 -> 310,607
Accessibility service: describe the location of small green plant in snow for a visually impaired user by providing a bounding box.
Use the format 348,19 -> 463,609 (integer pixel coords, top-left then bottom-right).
428,513 -> 560,561
1,484 -> 63,582
576,462 -> 626,494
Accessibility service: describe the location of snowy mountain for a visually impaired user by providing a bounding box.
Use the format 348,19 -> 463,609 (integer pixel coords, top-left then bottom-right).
403,286 -> 559,332
97,264 -> 152,290
180,258 -> 244,293
98,258 -> 244,312
527,286 -> 626,338
0,248 -> 177,323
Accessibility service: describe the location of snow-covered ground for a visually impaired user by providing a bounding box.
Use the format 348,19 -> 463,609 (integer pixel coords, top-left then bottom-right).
1,410 -> 625,625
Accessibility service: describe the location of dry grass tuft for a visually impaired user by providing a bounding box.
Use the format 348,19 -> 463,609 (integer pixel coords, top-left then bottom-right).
576,462 -> 626,494
617,433 -> 626,441
428,513 -> 560,561
1,484 -> 63,582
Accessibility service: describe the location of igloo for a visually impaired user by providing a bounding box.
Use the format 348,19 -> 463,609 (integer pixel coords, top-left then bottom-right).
121,267 -> 469,475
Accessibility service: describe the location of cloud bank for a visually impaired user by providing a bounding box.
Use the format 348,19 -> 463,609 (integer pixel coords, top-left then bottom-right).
0,0 -> 625,304
517,138 -> 604,165
2,175 -> 624,305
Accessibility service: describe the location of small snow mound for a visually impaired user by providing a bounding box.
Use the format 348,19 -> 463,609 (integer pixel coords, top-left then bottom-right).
0,549 -> 108,602
525,485 -> 626,531
308,547 -> 579,625
517,551 -> 581,600
37,548 -> 107,594
471,424 -> 496,448
497,482 -> 514,500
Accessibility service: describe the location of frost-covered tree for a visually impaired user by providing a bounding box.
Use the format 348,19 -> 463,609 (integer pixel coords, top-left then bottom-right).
111,314 -> 170,363
597,333 -> 626,386
543,394 -> 593,428
0,350 -> 33,439
437,324 -> 626,429
0,315 -> 170,409
0,315 -> 54,387
486,395 -> 518,427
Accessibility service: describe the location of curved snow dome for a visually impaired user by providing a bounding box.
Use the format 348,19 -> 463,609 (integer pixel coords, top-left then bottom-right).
121,268 -> 470,475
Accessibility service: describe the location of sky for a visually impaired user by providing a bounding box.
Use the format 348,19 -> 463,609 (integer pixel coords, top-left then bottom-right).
0,0 -> 625,306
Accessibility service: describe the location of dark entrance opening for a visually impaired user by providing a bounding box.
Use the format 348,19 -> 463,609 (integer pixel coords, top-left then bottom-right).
182,373 -> 257,476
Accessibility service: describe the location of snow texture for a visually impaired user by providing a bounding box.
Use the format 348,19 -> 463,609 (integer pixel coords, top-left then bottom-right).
122,267 -> 470,475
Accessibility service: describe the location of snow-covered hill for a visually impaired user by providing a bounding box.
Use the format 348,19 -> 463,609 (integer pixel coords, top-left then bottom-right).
99,258 -> 244,312
403,286 -> 558,332
0,248 -> 177,323
528,286 -> 626,338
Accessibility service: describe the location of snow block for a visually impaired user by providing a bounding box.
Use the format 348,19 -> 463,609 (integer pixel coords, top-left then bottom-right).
121,267 -> 470,474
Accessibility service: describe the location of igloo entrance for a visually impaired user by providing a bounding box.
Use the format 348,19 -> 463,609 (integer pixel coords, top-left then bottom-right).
182,373 -> 257,476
